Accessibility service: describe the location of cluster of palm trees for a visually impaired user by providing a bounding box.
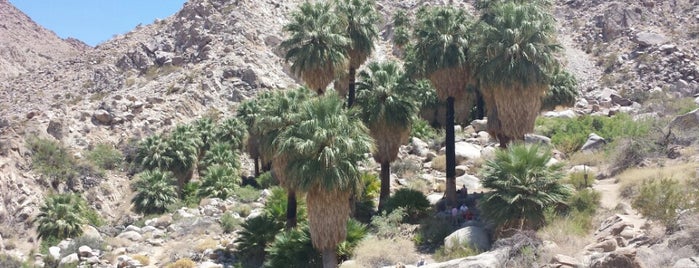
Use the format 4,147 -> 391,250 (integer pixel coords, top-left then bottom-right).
132,116 -> 248,214
271,0 -> 578,265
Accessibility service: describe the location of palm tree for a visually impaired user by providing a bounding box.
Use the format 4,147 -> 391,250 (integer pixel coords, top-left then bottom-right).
473,1 -> 560,147
35,194 -> 87,240
410,6 -> 475,206
276,93 -> 373,268
235,214 -> 284,267
334,0 -> 379,107
391,10 -> 410,56
542,67 -> 578,111
237,98 -> 264,176
199,164 -> 239,200
135,134 -> 172,170
194,117 -> 217,158
355,61 -> 418,210
479,144 -> 572,233
214,117 -> 247,151
281,2 -> 349,94
199,141 -> 240,172
167,124 -> 202,194
257,87 -> 313,229
131,170 -> 178,214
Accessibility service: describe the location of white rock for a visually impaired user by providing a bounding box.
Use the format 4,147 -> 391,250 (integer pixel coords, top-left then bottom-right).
427,193 -> 444,205
59,253 -> 80,267
438,142 -> 482,162
82,225 -> 102,240
141,226 -> 157,233
454,125 -> 463,133
49,246 -> 61,260
470,119 -> 488,133
200,261 -> 224,268
410,137 -> 430,157
78,245 -> 93,258
117,231 -> 143,242
124,225 -> 142,233
580,133 -> 607,152
543,110 -> 577,119
444,226 -> 491,252
455,174 -> 482,191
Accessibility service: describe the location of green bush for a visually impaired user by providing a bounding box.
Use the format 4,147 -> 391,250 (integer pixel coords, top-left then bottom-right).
198,165 -> 239,200
354,172 -> 380,223
86,143 -> 123,170
256,171 -> 278,189
411,118 -> 440,141
35,194 -> 87,241
264,225 -> 321,268
337,219 -> 368,262
566,172 -> 595,191
371,208 -> 406,239
236,214 -> 284,268
567,189 -> 601,215
131,170 -> 178,215
220,212 -> 241,234
535,114 -> 653,154
182,182 -> 201,207
383,188 -> 430,223
27,137 -> 79,183
416,216 -> 457,248
234,186 -> 261,203
263,187 -> 307,226
0,254 -> 22,268
632,178 -> 691,230
83,207 -> 105,227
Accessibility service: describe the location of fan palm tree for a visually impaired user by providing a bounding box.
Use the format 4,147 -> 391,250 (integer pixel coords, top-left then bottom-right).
334,0 -> 379,107
131,170 -> 178,215
167,124 -> 202,195
198,164 -> 239,200
355,61 -> 418,210
199,141 -> 240,172
236,214 -> 285,267
135,134 -> 172,170
35,194 -> 87,240
392,10 -> 410,51
214,117 -> 247,151
542,67 -> 578,111
194,117 -> 217,158
257,87 -> 313,229
473,1 -> 560,147
237,98 -> 264,176
281,2 -> 349,94
276,93 -> 373,268
410,6 -> 475,206
479,144 -> 572,233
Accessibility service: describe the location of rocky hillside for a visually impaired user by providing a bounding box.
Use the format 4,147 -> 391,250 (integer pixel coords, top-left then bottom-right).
0,0 -> 697,266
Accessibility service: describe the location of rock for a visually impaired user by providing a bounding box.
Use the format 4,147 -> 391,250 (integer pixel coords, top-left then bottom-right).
410,137 -> 429,157
85,256 -> 100,264
543,110 -> 578,119
200,261 -> 224,268
241,68 -> 259,87
470,119 -> 487,133
589,248 -> 643,268
49,246 -> 61,260
425,152 -> 437,162
673,257 -> 699,268
117,255 -> 144,267
669,108 -> 699,130
92,109 -> 113,124
550,254 -> 583,268
427,193 -> 444,205
439,142 -> 482,163
59,253 -> 79,267
610,94 -> 633,106
82,225 -> 102,240
454,125 -> 463,133
587,239 -> 617,252
116,230 -> 143,241
525,134 -> 551,145
455,174 -> 482,191
443,226 -> 491,252
634,32 -> 668,47
581,133 -> 606,152
78,245 -> 93,258
124,225 -> 142,233
46,120 -> 63,139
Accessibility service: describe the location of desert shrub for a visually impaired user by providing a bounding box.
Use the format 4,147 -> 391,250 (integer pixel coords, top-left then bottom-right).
383,188 -> 430,223
264,225 -> 321,268
86,143 -> 123,170
35,193 -> 88,241
181,182 -> 201,207
234,204 -> 252,218
263,187 -> 307,225
434,243 -> 481,262
371,208 -> 406,239
235,214 -> 284,268
535,114 -> 652,154
195,238 -> 218,252
234,186 -> 261,203
411,118 -> 440,141
611,138 -> 656,173
493,230 -> 544,267
256,171 -> 278,189
566,172 -> 595,191
567,189 -> 601,216
353,237 -> 420,268
354,172 -> 380,223
391,157 -> 423,178
27,137 -> 79,183
632,178 -> 691,231
83,207 -> 105,227
131,254 -> 150,266
220,212 -> 241,234
166,258 -> 196,268
431,155 -> 447,172
416,216 -> 457,248
0,254 -> 22,268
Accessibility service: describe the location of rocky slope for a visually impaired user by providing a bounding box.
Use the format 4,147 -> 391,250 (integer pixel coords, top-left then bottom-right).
0,0 -> 697,266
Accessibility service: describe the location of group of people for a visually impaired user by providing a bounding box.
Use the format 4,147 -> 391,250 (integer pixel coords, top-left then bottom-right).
450,203 -> 475,226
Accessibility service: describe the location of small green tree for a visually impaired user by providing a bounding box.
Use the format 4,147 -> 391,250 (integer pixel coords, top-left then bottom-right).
236,214 -> 284,268
632,178 -> 690,231
87,143 -> 123,170
383,188 -> 430,223
479,144 -> 572,232
198,165 -> 239,200
35,194 -> 87,241
131,170 -> 178,215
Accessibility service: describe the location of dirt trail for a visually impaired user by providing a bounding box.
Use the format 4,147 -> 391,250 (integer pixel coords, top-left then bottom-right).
592,178 -> 648,229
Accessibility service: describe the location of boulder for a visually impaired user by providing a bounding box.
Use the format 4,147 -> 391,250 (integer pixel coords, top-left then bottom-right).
470,119 -> 488,133
124,225 -> 142,233
587,239 -> 617,253
49,246 -> 61,260
669,108 -> 699,131
46,120 -> 64,140
673,257 -> 699,268
634,32 -> 668,47
78,245 -> 93,258
610,94 -> 633,106
543,110 -> 578,119
444,226 -> 491,252
410,137 -> 429,157
59,253 -> 79,267
581,133 -> 606,152
455,174 -> 482,192
116,230 -> 143,242
117,255 -> 144,268
427,193 -> 444,205
589,248 -> 643,268
443,142 -> 482,163
82,225 -> 102,240
525,134 -> 551,145
92,109 -> 113,124
550,254 -> 583,268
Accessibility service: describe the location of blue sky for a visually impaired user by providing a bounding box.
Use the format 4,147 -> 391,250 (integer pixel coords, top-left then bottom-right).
9,0 -> 188,46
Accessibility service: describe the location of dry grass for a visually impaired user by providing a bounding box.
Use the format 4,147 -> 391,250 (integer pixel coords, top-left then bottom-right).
538,220 -> 593,259
432,155 -> 447,172
131,254 -> 150,266
567,150 -> 608,167
617,162 -> 698,199
194,237 -> 218,253
165,258 -> 196,268
353,237 -> 420,268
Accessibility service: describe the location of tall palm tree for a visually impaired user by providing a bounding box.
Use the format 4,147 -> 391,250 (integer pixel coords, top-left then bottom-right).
194,117 -> 217,158
237,98 -> 265,177
276,93 -> 373,268
199,164 -> 239,200
135,134 -> 172,171
167,124 -> 202,195
410,6 -> 475,206
35,194 -> 86,240
355,61 -> 418,210
214,117 -> 247,151
473,1 -> 560,147
257,87 -> 313,229
479,144 -> 572,233
335,0 -> 379,107
542,67 -> 578,111
131,170 -> 178,215
281,2 -> 349,94
199,141 -> 240,172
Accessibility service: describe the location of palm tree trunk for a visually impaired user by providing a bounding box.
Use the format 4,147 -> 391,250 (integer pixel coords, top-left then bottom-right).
321,248 -> 337,268
378,161 -> 391,211
286,189 -> 297,230
347,67 -> 356,108
253,157 -> 260,177
474,89 -> 485,120
445,96 -> 457,207
497,134 -> 511,149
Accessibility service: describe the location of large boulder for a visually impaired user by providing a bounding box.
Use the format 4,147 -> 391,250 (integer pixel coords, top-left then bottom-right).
673,257 -> 699,268
455,174 -> 482,191
634,32 -> 668,47
410,137 -> 429,157
440,142 -> 482,163
669,108 -> 699,131
443,226 -> 491,252
550,254 -> 583,268
589,248 -> 644,268
116,230 -> 143,242
59,253 -> 79,268
581,133 -> 607,152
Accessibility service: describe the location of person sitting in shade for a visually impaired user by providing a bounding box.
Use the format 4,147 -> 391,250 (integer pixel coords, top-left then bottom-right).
451,206 -> 459,226
459,203 -> 468,218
